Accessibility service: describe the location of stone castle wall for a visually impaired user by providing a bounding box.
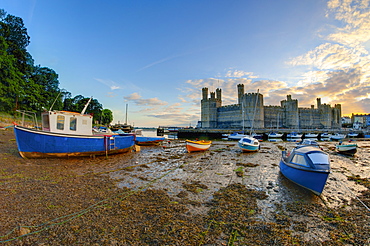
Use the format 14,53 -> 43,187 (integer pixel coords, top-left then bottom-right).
200,84 -> 342,129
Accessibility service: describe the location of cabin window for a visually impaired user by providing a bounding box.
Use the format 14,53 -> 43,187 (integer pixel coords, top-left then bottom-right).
57,115 -> 65,130
242,138 -> 252,144
42,114 -> 50,129
70,117 -> 77,131
308,153 -> 329,164
291,154 -> 308,166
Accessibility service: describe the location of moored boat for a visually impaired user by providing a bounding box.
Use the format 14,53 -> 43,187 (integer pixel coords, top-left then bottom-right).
238,136 -> 260,152
336,142 -> 358,155
304,133 -> 318,138
330,133 -> 346,140
320,132 -> 332,139
268,132 -> 283,138
135,136 -> 165,146
130,129 -> 165,146
347,132 -> 358,138
185,140 -> 212,153
296,139 -> 320,148
279,146 -> 330,195
227,132 -> 249,140
287,132 -> 302,138
13,100 -> 135,158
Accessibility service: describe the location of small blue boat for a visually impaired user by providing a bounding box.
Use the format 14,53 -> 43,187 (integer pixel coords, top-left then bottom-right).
238,136 -> 260,152
279,146 -> 330,195
135,136 -> 165,146
13,99 -> 135,158
296,139 -> 321,148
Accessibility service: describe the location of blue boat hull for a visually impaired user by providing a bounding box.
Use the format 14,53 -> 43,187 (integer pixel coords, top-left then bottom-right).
279,160 -> 329,195
238,142 -> 259,152
14,126 -> 135,158
135,136 -> 165,146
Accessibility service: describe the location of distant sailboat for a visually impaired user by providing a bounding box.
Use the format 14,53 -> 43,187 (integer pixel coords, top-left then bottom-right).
268,112 -> 283,138
238,89 -> 260,152
110,104 -> 133,132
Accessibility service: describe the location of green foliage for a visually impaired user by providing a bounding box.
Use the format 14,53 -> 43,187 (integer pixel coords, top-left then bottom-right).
0,36 -> 24,111
0,9 -> 111,121
101,109 -> 113,125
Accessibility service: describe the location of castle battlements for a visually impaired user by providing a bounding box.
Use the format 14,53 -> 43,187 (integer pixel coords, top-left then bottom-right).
200,84 -> 341,129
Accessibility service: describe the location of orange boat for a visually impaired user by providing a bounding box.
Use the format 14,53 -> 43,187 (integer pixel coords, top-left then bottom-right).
185,140 -> 212,153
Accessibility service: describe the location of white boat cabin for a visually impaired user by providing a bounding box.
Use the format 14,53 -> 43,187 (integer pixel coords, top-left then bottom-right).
42,111 -> 93,135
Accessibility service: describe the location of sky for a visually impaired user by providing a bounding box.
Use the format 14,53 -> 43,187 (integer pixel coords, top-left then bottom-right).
2,0 -> 370,127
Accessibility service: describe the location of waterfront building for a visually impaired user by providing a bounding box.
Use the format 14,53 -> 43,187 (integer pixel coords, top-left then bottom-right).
200,84 -> 342,129
352,114 -> 370,129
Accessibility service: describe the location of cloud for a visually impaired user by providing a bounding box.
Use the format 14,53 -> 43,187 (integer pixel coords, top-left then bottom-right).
94,78 -> 121,90
281,0 -> 370,114
142,0 -> 370,125
326,0 -> 370,47
224,70 -> 258,78
124,93 -> 168,106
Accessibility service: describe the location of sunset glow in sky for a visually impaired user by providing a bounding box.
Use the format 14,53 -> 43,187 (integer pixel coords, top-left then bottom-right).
2,0 -> 370,127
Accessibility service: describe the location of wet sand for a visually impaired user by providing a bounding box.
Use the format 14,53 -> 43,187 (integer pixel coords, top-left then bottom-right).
0,129 -> 369,245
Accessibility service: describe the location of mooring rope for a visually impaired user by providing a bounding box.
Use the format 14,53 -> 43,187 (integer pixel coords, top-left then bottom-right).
330,171 -> 370,212
0,161 -> 182,243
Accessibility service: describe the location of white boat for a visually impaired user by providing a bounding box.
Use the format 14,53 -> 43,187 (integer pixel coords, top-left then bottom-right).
296,139 -> 320,148
330,133 -> 346,140
287,132 -> 302,138
347,132 -> 358,138
305,133 -> 318,138
320,132 -> 332,138
268,132 -> 283,138
227,132 -> 249,140
238,136 -> 260,152
336,142 -> 357,155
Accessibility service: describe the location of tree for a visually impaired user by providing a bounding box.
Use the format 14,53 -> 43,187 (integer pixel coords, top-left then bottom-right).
26,65 -> 61,111
101,109 -> 113,126
0,36 -> 24,111
62,95 -> 103,123
0,10 -> 31,110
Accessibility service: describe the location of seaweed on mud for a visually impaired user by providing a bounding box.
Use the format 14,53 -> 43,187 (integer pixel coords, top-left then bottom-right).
182,181 -> 208,193
236,162 -> 259,167
205,183 -> 297,245
347,175 -> 370,188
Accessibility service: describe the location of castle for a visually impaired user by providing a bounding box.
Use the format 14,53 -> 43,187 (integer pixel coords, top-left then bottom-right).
200,84 -> 342,129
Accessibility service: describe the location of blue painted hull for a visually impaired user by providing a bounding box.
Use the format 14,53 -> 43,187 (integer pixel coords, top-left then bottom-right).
279,159 -> 329,195
135,136 -> 165,146
238,142 -> 259,152
14,125 -> 135,158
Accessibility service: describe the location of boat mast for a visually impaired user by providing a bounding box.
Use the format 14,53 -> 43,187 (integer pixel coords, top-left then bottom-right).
242,102 -> 245,133
81,97 -> 92,115
125,104 -> 128,125
249,89 -> 259,135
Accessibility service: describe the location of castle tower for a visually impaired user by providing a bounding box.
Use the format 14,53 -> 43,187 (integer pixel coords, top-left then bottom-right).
317,98 -> 321,108
240,91 -> 264,129
216,88 -> 222,101
281,95 -> 299,129
200,87 -> 222,128
202,87 -> 208,100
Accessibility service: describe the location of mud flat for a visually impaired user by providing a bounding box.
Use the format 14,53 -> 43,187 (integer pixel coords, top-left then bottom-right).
0,129 -> 369,245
